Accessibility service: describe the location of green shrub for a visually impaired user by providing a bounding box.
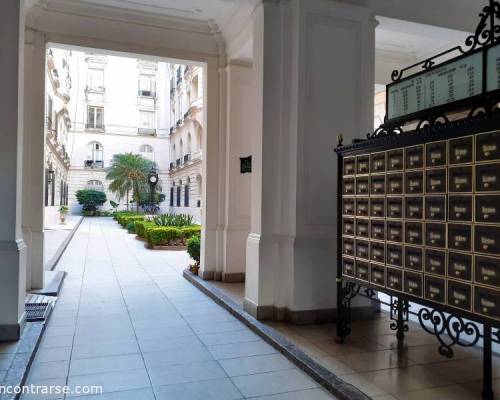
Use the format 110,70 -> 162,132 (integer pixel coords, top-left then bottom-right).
76,190 -> 107,215
119,215 -> 144,228
135,221 -> 156,238
126,221 -> 136,233
147,227 -> 182,246
153,213 -> 194,227
187,235 -> 201,263
181,226 -> 201,239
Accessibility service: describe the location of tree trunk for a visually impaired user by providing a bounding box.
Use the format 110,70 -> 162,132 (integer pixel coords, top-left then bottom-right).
126,189 -> 129,211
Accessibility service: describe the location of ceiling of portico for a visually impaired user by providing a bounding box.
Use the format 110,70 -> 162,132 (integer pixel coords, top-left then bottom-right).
375,16 -> 470,84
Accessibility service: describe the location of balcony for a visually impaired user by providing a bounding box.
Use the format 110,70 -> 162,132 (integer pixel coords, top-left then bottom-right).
176,158 -> 181,167
137,128 -> 157,136
85,85 -> 105,92
183,154 -> 191,164
169,162 -> 175,171
84,160 -> 104,169
85,123 -> 105,131
137,90 -> 156,98
176,119 -> 182,128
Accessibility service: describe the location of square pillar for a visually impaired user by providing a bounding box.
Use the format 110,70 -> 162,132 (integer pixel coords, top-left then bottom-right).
245,0 -> 375,322
0,0 -> 28,340
22,28 -> 46,291
222,62 -> 254,282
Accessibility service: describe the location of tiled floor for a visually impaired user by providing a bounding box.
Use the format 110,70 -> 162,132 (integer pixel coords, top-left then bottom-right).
20,217 -> 337,400
44,216 -> 82,270
213,282 -> 500,399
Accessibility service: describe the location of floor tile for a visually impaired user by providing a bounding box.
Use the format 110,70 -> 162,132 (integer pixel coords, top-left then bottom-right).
154,378 -> 243,400
147,360 -> 227,386
69,353 -> 145,376
219,354 -> 294,377
67,368 -> 151,394
231,369 -> 318,397
250,388 -> 338,400
207,340 -> 277,360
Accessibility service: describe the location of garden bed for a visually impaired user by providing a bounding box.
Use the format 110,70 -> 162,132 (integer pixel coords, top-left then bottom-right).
145,244 -> 188,251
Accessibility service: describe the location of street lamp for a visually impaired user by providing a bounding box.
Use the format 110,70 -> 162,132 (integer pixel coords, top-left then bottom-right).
148,165 -> 159,214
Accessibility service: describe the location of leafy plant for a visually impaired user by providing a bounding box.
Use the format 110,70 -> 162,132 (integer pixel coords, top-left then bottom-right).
153,213 -> 194,227
135,221 -> 157,238
181,226 -> 201,239
59,205 -> 69,214
135,192 -> 166,207
106,153 -> 156,212
76,189 -> 107,215
126,221 -> 136,233
187,235 -> 201,264
147,227 -> 182,246
109,200 -> 119,211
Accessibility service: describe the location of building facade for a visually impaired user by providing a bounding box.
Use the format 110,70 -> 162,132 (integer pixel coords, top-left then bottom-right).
44,48 -> 72,226
166,64 -> 204,222
63,52 -> 171,213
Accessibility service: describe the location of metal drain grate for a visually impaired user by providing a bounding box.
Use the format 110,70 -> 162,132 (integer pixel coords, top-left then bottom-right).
25,303 -> 51,321
25,294 -> 56,322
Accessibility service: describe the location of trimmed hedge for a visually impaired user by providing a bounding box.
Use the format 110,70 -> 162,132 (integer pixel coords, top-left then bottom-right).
126,221 -> 136,233
135,221 -> 156,238
187,235 -> 200,263
146,225 -> 201,247
116,213 -> 144,227
181,226 -> 201,239
147,227 -> 182,246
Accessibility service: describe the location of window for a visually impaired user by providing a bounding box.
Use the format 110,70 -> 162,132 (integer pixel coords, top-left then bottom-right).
86,142 -> 104,167
47,95 -> 53,129
139,111 -> 155,129
87,106 -> 104,129
138,74 -> 156,97
87,68 -> 104,91
86,180 -> 104,192
139,144 -> 153,153
139,144 -> 154,161
170,187 -> 174,207
176,186 -> 181,207
184,184 -> 189,207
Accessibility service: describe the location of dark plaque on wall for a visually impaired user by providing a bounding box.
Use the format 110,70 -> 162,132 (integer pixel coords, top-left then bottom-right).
240,156 -> 252,174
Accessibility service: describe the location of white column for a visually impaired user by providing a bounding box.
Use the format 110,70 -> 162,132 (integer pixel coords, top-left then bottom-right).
0,0 -> 27,340
199,60 -> 221,280
222,63 -> 254,282
245,0 -> 375,321
22,29 -> 46,290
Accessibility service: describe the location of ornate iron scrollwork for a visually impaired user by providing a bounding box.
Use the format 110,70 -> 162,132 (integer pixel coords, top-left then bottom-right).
367,124 -> 403,139
390,298 -> 409,341
391,0 -> 500,82
336,282 -> 360,342
464,0 -> 500,52
418,308 -> 481,358
493,327 -> 500,343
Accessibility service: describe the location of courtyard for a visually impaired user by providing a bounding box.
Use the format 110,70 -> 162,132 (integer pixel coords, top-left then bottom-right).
17,217 -> 334,400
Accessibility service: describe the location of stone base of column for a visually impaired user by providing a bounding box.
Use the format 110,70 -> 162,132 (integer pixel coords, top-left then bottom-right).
244,297 -> 378,324
222,272 -> 245,283
0,314 -> 26,341
199,270 -> 215,280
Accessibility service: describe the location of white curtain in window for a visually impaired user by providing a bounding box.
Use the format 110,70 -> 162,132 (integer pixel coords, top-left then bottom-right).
88,68 -> 104,90
140,111 -> 155,128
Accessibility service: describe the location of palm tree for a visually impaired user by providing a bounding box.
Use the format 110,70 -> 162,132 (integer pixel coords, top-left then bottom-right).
106,153 -> 152,212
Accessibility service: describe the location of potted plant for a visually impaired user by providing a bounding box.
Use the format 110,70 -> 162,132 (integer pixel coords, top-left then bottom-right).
59,205 -> 69,224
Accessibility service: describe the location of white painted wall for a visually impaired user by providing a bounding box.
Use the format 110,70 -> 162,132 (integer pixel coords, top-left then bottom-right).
223,62 -> 254,279
245,0 -> 375,318
61,51 -> 171,212
0,0 -> 27,337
